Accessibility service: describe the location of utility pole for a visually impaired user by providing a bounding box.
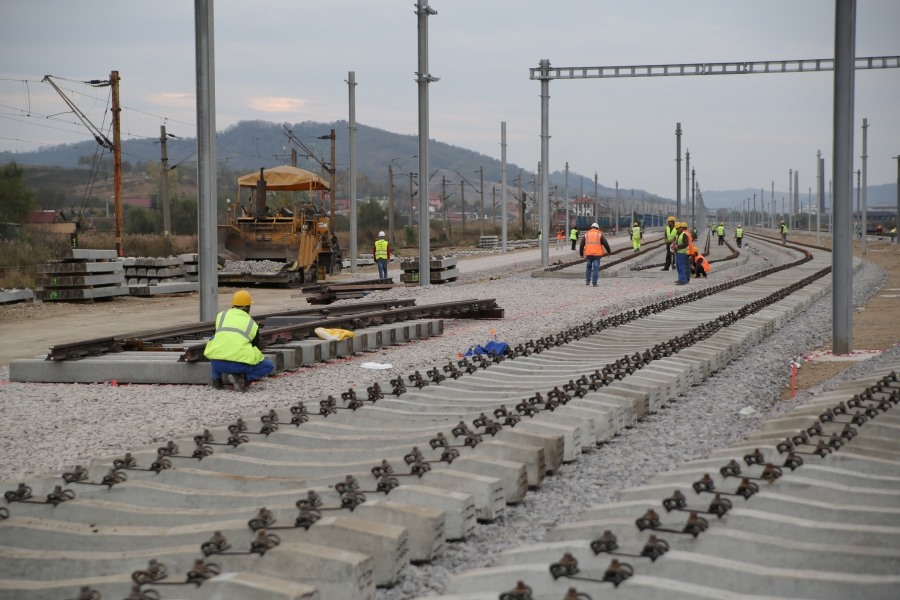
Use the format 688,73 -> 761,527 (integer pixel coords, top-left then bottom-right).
685,149 -> 690,221
501,121 -> 508,252
675,123 -> 682,222
817,152 -> 824,244
460,179 -> 466,236
691,169 -> 697,227
347,71 -> 358,274
808,187 -> 812,232
794,170 -> 799,231
416,0 -> 437,285
615,180 -> 620,233
388,164 -> 395,246
855,169 -> 861,225
861,118 -> 868,254
478,166 -> 484,236
789,169 -> 793,230
492,186 -> 496,225
520,191 -> 527,238
771,181 -> 775,224
409,172 -> 415,232
159,125 -> 172,236
111,70 -> 123,257
320,129 -> 336,233
441,175 -> 448,235
564,162 -> 570,234
593,172 -> 598,225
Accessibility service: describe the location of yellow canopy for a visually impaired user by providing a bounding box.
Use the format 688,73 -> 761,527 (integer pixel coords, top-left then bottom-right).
237,165 -> 330,191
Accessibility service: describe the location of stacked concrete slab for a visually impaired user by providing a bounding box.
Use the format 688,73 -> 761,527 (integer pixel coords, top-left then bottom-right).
34,248 -> 128,301
122,255 -> 200,296
400,255 -> 459,284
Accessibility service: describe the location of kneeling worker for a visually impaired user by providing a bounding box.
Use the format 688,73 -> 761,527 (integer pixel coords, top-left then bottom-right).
691,251 -> 710,278
204,290 -> 275,391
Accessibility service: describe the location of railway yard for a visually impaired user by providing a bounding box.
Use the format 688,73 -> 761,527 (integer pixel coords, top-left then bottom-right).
0,229 -> 899,600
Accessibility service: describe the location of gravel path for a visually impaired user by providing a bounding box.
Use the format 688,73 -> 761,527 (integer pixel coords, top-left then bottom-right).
0,238 -> 891,599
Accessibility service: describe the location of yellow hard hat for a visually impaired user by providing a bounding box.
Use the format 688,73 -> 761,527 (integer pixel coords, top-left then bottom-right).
232,290 -> 253,307
667,215 -> 675,222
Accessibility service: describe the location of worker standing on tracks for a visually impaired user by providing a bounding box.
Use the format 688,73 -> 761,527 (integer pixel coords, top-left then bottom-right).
890,226 -> 896,243
675,222 -> 692,285
631,221 -> 642,252
716,222 -> 725,246
374,231 -> 390,280
780,220 -> 788,245
204,290 -> 275,392
580,222 -> 611,287
556,228 -> 565,251
735,224 -> 744,248
569,226 -> 579,251
690,250 -> 710,278
662,216 -> 677,271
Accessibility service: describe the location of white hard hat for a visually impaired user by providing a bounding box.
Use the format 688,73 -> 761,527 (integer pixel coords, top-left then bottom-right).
378,231 -> 385,237
591,223 -> 599,229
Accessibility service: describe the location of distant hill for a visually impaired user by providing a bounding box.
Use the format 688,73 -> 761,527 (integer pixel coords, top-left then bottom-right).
1,119 -> 668,206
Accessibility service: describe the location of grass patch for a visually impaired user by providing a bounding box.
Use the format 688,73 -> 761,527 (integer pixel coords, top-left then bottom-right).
0,232 -> 197,289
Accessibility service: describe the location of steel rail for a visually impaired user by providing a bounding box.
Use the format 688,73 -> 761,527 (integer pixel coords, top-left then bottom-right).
45,298 -> 418,361
177,298 -> 504,362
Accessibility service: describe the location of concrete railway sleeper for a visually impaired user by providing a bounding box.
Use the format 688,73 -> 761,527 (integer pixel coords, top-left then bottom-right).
1,239 -> 888,600
437,367 -> 900,600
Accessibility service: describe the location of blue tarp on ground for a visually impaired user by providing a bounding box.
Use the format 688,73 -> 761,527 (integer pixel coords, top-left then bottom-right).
464,340 -> 509,357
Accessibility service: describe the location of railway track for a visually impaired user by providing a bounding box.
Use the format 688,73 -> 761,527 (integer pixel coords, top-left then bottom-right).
1,235 -> 896,600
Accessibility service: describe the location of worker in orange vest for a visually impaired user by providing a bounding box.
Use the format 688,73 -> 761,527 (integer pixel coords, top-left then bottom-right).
556,228 -> 565,251
690,250 -> 710,278
579,222 -> 612,287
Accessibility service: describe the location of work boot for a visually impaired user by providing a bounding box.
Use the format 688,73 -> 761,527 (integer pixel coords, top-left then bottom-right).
209,378 -> 223,390
228,373 -> 249,393
660,267 -> 669,271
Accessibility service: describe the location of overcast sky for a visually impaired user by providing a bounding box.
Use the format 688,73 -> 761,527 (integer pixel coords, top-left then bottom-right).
1,0 -> 898,199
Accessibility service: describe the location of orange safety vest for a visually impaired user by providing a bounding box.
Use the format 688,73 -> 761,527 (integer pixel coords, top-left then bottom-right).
584,229 -> 605,257
695,253 -> 710,273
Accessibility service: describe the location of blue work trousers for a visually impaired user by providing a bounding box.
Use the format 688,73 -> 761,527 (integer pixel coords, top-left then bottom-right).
376,258 -> 388,279
675,253 -> 690,284
210,358 -> 275,383
584,256 -> 602,286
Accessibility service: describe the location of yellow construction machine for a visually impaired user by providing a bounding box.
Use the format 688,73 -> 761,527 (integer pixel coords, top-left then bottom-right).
217,166 -> 342,286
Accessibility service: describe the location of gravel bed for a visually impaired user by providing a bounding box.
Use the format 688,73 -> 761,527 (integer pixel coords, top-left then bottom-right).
0,241 -> 890,599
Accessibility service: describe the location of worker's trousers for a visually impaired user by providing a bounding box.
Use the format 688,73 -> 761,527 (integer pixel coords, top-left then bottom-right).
376,258 -> 388,279
584,256 -> 602,286
210,358 -> 275,383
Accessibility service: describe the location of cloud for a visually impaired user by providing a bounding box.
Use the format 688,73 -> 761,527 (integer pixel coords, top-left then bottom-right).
248,97 -> 307,113
147,92 -> 195,109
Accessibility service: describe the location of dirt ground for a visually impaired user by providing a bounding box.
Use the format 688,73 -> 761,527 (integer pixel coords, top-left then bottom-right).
780,233 -> 900,398
2,237 -> 898,397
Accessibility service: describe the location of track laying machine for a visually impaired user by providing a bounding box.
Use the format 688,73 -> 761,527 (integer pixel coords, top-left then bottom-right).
217,166 -> 342,287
